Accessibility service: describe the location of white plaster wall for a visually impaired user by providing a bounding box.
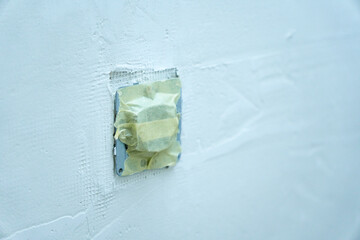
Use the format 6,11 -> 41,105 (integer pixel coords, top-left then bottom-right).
1,1 -> 360,239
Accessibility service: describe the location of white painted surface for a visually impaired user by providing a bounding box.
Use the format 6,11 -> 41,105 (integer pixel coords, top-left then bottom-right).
1,1 -> 360,239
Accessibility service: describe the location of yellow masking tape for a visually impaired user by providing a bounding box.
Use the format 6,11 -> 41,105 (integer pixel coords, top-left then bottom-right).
127,117 -> 178,142
114,78 -> 181,176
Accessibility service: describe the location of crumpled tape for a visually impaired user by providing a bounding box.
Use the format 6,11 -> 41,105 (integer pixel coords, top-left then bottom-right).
114,78 -> 181,176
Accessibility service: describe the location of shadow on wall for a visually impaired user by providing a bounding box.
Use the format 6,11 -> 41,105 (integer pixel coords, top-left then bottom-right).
354,0 -> 360,11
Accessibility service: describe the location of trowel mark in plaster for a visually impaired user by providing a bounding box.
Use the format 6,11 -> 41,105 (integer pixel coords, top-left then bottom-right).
180,65 -> 260,163
185,37 -> 359,166
3,211 -> 87,240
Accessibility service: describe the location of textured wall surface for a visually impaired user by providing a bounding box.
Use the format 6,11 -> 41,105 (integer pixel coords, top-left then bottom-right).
1,1 -> 360,239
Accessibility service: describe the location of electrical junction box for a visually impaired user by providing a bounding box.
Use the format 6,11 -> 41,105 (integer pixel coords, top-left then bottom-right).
110,68 -> 182,176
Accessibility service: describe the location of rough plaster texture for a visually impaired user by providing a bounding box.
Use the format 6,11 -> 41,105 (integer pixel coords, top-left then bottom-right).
1,1 -> 360,239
